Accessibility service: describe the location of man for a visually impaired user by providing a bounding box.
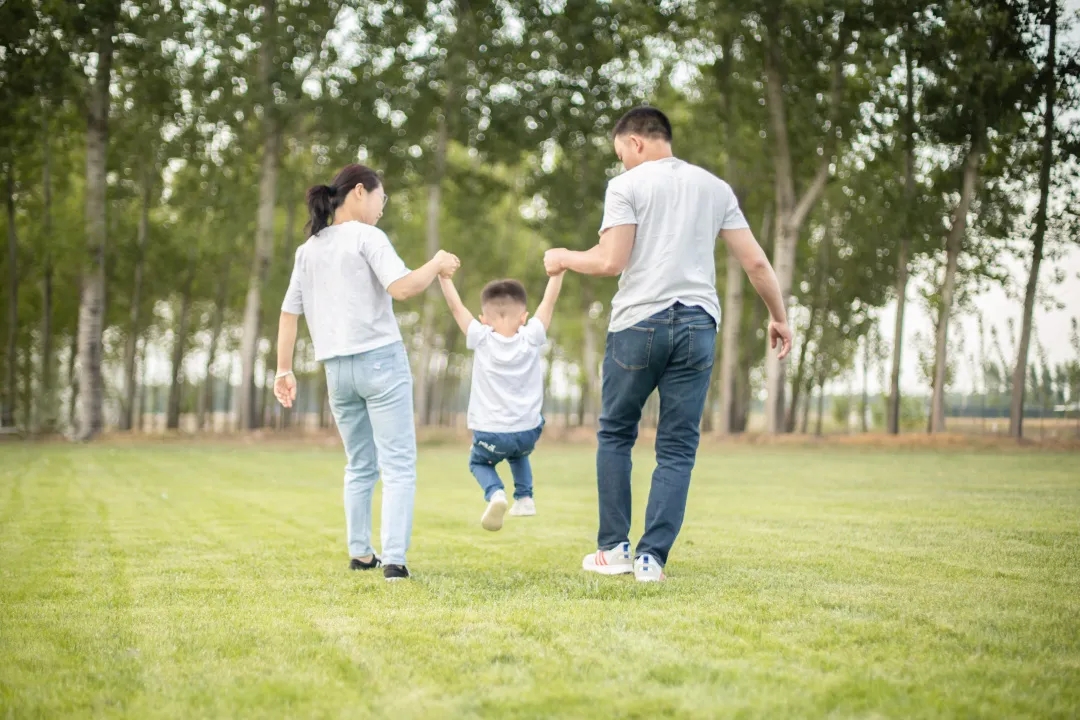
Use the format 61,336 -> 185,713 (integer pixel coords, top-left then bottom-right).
543,106 -> 792,582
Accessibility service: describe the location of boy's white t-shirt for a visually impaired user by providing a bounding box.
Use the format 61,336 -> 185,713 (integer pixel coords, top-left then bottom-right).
466,317 -> 546,433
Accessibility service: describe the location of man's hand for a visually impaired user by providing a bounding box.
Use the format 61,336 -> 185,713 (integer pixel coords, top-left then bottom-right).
435,250 -> 461,277
274,372 -> 297,408
544,248 -> 568,276
769,319 -> 793,361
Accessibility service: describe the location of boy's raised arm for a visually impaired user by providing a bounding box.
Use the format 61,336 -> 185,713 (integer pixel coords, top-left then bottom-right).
534,272 -> 565,331
438,275 -> 475,335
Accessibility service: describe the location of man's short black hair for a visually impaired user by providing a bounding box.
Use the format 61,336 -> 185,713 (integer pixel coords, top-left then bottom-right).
612,106 -> 673,142
480,279 -> 528,311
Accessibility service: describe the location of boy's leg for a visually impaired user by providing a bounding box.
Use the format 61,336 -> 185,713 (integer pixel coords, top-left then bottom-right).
507,455 -> 533,499
469,434 -> 506,500
507,426 -> 542,500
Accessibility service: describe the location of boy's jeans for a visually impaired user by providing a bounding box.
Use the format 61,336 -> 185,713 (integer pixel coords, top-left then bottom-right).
596,303 -> 717,567
324,342 -> 416,567
469,422 -> 545,501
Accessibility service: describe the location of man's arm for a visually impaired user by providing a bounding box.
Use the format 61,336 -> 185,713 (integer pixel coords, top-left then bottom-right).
438,275 -> 475,334
543,225 -> 635,277
721,227 -> 793,359
533,272 -> 565,331
274,311 -> 299,408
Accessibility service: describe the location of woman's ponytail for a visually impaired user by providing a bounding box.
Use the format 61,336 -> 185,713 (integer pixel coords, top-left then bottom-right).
305,184 -> 337,236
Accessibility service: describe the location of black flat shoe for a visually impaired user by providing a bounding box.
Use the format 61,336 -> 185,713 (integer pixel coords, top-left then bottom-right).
350,555 -> 381,571
383,564 -> 410,581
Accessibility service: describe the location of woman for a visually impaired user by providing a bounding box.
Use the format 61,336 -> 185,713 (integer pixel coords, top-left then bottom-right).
274,163 -> 459,582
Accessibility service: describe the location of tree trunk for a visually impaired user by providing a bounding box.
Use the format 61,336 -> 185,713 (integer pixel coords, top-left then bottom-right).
74,19 -> 114,441
716,249 -> 744,433
66,327 -> 78,430
200,262 -> 230,431
929,142 -> 981,433
3,168 -> 18,428
136,338 -> 147,432
223,354 -> 234,431
814,371 -> 826,437
238,0 -> 280,430
318,369 -> 329,429
734,300 -> 764,432
120,169 -> 152,431
581,285 -> 600,427
38,108 -> 57,433
1010,0 -> 1056,439
785,308 -> 818,432
761,17 -> 842,433
861,333 -> 870,432
413,109 -> 449,426
166,259 -> 196,431
888,47 -> 917,435
784,217 -> 829,432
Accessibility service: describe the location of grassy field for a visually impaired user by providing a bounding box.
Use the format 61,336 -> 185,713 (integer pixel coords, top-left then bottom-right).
1,442 -> 1078,719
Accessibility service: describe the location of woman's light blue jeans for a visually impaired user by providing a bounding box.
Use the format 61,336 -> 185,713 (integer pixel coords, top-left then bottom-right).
323,342 -> 416,567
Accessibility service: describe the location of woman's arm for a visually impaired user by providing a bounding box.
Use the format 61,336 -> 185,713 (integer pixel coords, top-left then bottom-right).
386,250 -> 461,301
274,312 -> 299,408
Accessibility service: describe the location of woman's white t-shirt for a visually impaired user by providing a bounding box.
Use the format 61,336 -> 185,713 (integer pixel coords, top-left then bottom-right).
281,222 -> 410,362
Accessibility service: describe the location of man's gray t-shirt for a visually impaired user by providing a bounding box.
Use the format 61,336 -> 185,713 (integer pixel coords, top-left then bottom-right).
281,222 -> 411,362
599,156 -> 749,333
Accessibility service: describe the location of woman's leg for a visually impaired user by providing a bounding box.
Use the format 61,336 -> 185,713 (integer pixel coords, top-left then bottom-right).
359,344 -> 417,568
325,357 -> 378,559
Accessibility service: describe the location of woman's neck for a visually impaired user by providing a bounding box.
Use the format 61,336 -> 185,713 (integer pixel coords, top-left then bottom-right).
333,205 -> 366,226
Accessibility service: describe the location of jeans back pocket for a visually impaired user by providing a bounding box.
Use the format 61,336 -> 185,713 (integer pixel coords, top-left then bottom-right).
687,323 -> 717,372
610,326 -> 654,371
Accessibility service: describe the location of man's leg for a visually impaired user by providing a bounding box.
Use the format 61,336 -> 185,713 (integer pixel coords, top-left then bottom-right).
596,326 -> 661,551
637,314 -> 716,566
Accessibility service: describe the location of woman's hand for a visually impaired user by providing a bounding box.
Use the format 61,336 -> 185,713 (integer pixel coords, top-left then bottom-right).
435,250 -> 461,277
274,371 -> 297,408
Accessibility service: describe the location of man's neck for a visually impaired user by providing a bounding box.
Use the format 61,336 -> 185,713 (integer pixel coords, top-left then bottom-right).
641,144 -> 674,163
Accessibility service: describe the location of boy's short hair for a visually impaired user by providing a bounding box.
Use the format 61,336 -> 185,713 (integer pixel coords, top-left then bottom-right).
480,279 -> 528,314
612,106 -> 673,142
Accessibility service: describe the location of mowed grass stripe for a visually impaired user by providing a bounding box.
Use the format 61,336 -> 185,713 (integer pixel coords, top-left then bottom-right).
0,444 -> 1077,718
76,449 -> 383,718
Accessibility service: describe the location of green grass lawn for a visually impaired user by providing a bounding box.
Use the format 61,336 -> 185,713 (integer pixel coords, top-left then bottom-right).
1,442 -> 1078,719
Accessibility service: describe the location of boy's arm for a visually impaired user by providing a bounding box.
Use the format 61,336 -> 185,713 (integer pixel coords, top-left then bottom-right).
438,275 -> 475,334
533,272 -> 565,331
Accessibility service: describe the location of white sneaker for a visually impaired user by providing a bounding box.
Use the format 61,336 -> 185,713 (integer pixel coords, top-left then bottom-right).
481,490 -> 509,531
582,542 -> 634,575
634,554 -> 666,582
508,497 -> 536,517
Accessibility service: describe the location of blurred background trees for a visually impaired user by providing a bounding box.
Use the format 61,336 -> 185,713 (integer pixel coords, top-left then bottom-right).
1,0 -> 1078,439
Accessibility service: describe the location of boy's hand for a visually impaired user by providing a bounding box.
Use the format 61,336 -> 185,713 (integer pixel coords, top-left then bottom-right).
435,250 -> 461,277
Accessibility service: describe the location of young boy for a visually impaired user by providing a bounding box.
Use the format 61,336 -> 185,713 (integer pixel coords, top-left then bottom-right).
438,272 -> 564,531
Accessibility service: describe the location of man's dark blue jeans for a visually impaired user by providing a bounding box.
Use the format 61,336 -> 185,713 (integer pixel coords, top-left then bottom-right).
596,303 -> 717,567
469,422 -> 544,501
